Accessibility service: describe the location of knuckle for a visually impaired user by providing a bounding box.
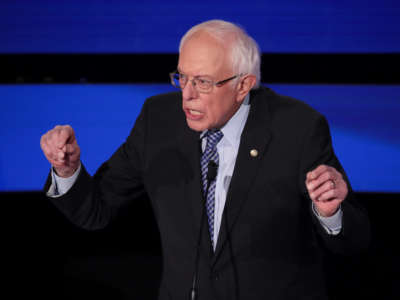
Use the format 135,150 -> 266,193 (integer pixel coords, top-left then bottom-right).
314,188 -> 323,198
320,164 -> 328,171
321,172 -> 330,181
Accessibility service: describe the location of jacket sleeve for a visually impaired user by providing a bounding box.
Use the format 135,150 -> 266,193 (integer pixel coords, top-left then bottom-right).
298,113 -> 371,255
43,99 -> 149,231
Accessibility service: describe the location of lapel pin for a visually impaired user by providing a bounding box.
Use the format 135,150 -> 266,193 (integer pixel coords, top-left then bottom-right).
250,149 -> 258,157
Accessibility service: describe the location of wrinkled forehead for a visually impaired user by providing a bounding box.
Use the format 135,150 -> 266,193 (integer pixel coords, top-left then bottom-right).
178,31 -> 233,78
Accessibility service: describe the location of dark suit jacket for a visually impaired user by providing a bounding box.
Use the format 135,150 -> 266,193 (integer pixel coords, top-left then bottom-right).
46,86 -> 370,300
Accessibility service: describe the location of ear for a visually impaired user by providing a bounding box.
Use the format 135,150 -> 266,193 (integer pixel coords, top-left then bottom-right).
235,74 -> 257,102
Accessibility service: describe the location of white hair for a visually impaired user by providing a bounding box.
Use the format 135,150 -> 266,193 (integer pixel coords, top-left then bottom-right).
179,19 -> 261,89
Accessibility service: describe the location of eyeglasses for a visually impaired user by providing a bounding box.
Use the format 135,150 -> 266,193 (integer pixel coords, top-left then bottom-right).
169,71 -> 243,94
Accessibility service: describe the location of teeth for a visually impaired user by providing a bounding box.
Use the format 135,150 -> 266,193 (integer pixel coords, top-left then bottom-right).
190,109 -> 202,115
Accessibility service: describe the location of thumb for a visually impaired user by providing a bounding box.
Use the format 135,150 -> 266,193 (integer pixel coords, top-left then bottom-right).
65,143 -> 80,162
57,125 -> 75,148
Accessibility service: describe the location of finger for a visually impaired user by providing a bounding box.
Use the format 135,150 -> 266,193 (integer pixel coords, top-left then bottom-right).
44,150 -> 66,167
44,127 -> 62,153
316,188 -> 338,202
310,180 -> 335,201
50,151 -> 66,165
65,142 -> 79,156
57,150 -> 66,161
51,160 -> 68,168
50,125 -> 73,155
306,164 -> 330,182
41,130 -> 69,165
55,125 -> 74,149
49,139 -> 65,162
41,133 -> 60,162
307,171 -> 335,192
41,125 -> 78,170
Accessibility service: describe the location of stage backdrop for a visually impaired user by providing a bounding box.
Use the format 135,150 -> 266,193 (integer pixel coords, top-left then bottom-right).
0,83 -> 399,192
1,0 -> 399,53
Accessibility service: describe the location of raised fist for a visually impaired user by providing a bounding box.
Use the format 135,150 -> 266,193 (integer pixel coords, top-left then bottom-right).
40,125 -> 80,177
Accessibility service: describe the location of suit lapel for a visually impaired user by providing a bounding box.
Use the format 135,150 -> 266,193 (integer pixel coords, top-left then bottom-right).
213,88 -> 272,262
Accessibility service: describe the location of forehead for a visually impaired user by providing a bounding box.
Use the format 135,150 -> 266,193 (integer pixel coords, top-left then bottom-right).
178,32 -> 232,77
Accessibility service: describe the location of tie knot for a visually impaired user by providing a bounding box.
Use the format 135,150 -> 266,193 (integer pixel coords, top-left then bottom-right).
205,129 -> 223,150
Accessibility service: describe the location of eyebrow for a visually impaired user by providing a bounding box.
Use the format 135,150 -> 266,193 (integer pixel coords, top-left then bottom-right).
177,68 -> 212,78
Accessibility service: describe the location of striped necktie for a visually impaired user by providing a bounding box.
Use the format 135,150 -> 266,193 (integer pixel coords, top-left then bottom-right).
200,129 -> 223,249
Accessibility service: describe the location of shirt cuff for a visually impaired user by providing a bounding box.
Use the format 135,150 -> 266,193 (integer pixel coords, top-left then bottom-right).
46,163 -> 81,198
312,203 -> 343,235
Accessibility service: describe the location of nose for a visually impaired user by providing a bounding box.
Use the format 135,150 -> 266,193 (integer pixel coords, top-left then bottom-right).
181,80 -> 198,101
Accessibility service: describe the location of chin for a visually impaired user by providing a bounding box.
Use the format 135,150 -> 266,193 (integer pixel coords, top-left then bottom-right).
186,119 -> 208,132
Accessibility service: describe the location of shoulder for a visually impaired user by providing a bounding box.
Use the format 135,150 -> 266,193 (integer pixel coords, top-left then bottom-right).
136,91 -> 185,133
250,86 -> 325,126
144,91 -> 181,112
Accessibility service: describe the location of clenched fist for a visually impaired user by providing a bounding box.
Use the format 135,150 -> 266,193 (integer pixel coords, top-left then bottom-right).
40,125 -> 80,178
306,165 -> 348,217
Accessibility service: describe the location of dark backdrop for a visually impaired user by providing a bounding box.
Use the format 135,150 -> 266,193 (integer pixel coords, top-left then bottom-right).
2,191 -> 399,299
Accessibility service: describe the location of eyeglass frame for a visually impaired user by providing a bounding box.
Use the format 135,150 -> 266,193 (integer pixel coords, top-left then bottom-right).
169,71 -> 245,94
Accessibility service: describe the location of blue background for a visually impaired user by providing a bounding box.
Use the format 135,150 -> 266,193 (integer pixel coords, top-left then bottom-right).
1,0 -> 399,53
1,83 -> 399,192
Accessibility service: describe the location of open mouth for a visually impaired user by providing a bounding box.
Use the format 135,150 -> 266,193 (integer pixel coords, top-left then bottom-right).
189,109 -> 202,116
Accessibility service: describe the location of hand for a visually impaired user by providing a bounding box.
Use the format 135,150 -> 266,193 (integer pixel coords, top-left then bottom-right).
40,125 -> 80,178
306,165 -> 348,217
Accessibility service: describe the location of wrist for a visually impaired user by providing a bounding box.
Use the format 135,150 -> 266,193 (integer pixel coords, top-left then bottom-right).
314,203 -> 340,218
54,164 -> 79,178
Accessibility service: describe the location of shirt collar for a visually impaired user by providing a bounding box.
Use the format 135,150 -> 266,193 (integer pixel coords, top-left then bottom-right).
200,94 -> 250,148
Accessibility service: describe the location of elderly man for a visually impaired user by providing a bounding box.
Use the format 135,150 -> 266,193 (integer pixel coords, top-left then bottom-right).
41,20 -> 370,300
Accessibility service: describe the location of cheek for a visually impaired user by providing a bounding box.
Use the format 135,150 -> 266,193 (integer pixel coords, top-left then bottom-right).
201,89 -> 236,128
210,97 -> 234,125
204,102 -> 220,125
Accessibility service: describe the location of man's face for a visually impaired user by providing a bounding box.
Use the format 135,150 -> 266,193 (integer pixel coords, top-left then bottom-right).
178,32 -> 243,132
